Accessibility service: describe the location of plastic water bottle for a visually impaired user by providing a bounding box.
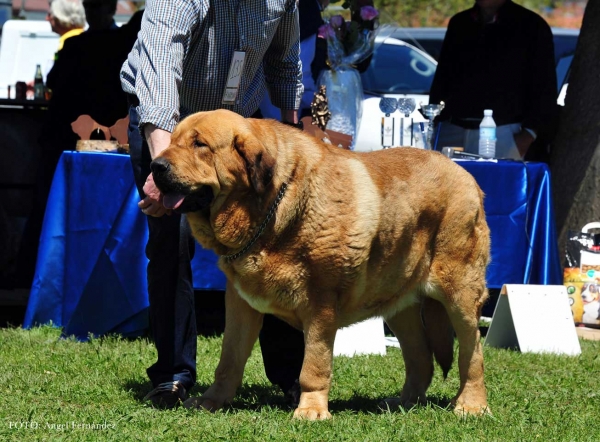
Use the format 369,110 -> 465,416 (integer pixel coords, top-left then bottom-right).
478,109 -> 496,159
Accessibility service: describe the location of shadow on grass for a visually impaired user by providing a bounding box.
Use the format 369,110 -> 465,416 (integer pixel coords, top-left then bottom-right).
123,378 -> 453,414
123,379 -> 155,403
328,393 -> 452,414
122,379 -> 294,411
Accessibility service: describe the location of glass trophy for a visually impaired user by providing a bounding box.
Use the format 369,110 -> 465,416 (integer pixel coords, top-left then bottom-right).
396,98 -> 417,146
379,98 -> 398,148
419,101 -> 445,150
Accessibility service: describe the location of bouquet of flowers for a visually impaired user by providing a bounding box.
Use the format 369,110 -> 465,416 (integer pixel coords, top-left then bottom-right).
315,0 -> 380,149
318,0 -> 379,69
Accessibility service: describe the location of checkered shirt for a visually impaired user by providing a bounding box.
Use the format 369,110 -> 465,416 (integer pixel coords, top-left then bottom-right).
120,0 -> 303,133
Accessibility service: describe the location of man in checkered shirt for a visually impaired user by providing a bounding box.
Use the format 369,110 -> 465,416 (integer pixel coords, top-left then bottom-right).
121,0 -> 305,409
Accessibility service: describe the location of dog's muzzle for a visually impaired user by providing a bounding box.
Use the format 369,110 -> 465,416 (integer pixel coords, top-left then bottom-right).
150,157 -> 214,213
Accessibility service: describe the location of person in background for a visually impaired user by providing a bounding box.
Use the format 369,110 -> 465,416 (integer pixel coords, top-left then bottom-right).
25,0 -> 85,97
82,0 -> 119,32
13,9 -> 143,290
120,1 -> 305,409
46,0 -> 138,127
46,0 -> 86,60
429,0 -> 557,160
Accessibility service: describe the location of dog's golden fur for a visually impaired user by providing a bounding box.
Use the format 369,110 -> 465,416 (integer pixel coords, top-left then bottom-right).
152,109 -> 491,419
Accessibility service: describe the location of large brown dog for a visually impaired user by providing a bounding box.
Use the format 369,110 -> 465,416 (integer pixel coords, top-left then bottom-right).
150,109 -> 491,419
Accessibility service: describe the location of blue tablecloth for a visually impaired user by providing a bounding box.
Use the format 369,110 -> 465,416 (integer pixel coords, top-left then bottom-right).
23,152 -> 561,339
462,159 -> 561,290
23,152 -> 226,339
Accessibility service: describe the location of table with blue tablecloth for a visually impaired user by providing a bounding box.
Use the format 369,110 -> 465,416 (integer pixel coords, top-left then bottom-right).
23,152 -> 562,339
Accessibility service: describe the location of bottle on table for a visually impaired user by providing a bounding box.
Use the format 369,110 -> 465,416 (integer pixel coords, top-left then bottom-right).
478,109 -> 496,159
34,64 -> 45,100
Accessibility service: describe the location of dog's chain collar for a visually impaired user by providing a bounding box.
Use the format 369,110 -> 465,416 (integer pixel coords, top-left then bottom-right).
222,182 -> 288,263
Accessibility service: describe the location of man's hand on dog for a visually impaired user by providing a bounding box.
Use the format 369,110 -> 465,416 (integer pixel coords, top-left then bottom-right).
139,124 -> 174,217
139,173 -> 172,217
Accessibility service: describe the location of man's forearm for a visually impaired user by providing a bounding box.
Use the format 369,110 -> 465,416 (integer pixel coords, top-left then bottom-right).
144,124 -> 172,160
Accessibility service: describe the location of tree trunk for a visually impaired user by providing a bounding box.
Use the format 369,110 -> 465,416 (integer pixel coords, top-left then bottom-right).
550,0 -> 600,257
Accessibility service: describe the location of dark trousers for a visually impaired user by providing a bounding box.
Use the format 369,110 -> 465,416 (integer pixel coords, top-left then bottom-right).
259,314 -> 305,392
128,105 -> 304,393
128,106 -> 197,390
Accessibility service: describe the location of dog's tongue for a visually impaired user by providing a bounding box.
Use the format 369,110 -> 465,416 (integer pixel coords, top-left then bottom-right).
162,193 -> 186,210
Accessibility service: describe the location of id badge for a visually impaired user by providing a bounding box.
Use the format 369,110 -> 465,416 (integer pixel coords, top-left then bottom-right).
222,51 -> 246,105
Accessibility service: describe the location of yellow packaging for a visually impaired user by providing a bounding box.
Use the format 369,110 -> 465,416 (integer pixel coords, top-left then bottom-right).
564,267 -> 600,326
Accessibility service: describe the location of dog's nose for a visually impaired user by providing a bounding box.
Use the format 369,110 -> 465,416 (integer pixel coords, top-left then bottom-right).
150,157 -> 171,175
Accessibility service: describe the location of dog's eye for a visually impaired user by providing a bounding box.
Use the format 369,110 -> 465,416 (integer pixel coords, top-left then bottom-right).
193,139 -> 207,149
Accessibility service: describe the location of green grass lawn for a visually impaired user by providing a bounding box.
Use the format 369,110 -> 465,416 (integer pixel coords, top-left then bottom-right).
0,326 -> 598,442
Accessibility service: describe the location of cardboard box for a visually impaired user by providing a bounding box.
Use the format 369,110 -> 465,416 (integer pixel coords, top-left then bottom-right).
564,222 -> 600,328
564,268 -> 600,327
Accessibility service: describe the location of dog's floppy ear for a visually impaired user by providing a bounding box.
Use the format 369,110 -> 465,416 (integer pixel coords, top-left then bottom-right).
234,132 -> 275,194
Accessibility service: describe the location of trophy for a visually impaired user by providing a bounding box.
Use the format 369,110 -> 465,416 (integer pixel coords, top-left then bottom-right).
396,98 -> 417,146
419,101 -> 445,150
305,85 -> 352,149
379,98 -> 398,148
310,85 -> 332,132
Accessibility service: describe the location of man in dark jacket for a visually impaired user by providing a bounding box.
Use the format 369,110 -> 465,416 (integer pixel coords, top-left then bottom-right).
429,0 -> 557,160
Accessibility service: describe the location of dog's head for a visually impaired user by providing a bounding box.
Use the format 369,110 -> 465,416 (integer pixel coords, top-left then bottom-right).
581,283 -> 599,303
150,109 -> 277,214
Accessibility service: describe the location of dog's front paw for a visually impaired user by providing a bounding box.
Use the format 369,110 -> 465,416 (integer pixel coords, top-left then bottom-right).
452,391 -> 491,416
182,396 -> 223,412
453,402 -> 491,417
293,406 -> 332,420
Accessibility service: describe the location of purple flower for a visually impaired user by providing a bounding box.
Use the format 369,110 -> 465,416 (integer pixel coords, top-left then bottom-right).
330,14 -> 345,30
318,23 -> 336,39
360,6 -> 378,21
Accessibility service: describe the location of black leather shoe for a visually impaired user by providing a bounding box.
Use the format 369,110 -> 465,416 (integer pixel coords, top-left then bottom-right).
143,381 -> 187,409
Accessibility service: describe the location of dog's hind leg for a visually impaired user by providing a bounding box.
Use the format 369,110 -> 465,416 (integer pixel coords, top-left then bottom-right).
441,282 -> 490,416
430,195 -> 490,416
381,300 -> 434,410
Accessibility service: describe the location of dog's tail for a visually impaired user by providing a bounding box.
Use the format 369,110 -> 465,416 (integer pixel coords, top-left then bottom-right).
422,297 -> 454,378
